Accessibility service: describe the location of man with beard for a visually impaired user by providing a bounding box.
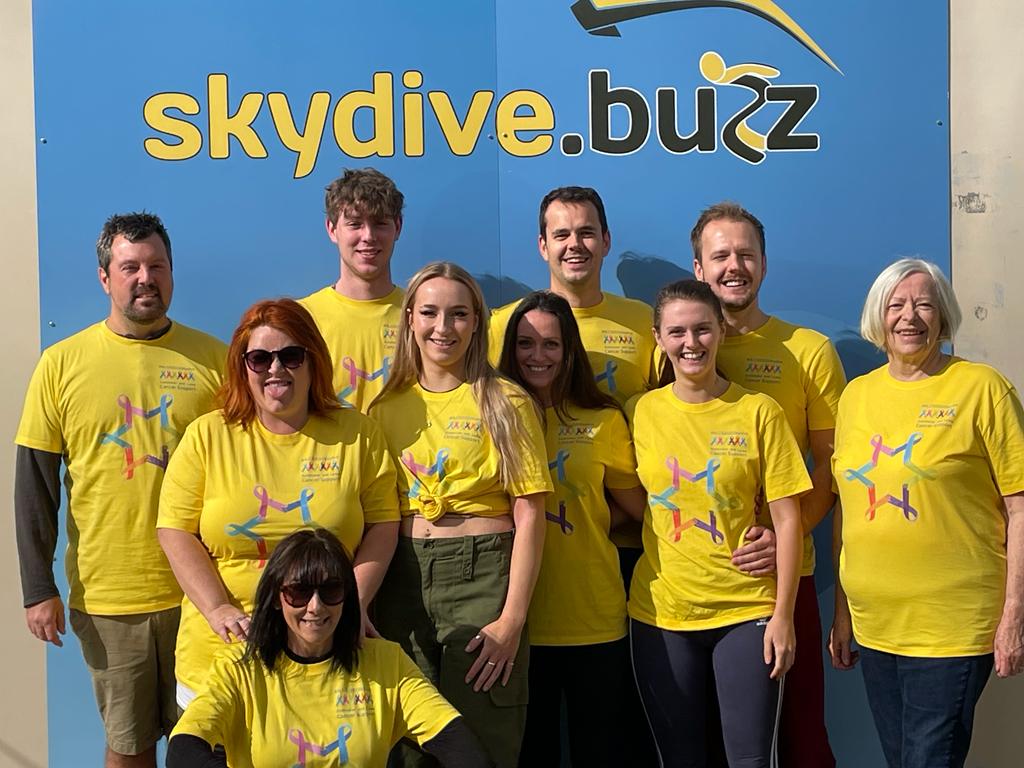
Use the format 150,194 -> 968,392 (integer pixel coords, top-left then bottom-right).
15,212 -> 226,768
693,201 -> 846,768
299,168 -> 404,414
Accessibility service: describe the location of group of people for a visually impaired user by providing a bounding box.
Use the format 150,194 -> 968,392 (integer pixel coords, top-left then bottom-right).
15,170 -> 1024,768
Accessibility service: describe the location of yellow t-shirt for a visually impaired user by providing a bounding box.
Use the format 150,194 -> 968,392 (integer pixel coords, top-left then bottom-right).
368,381 -> 552,518
15,321 -> 225,614
299,286 -> 403,413
489,292 -> 658,549
173,639 -> 459,768
157,409 -> 399,692
716,316 -> 847,575
529,405 -> 640,645
833,358 -> 1024,657
627,383 -> 812,631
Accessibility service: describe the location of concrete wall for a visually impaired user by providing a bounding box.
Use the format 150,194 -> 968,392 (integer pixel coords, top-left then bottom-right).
954,2 -> 1024,766
0,0 -> 47,766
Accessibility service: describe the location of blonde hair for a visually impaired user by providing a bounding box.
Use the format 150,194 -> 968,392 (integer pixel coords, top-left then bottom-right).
860,258 -> 961,351
371,262 -> 538,490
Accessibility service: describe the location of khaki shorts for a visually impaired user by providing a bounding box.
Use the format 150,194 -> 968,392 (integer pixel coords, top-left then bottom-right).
69,607 -> 180,755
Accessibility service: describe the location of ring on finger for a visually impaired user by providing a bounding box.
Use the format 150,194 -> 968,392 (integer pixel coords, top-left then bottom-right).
486,660 -> 497,666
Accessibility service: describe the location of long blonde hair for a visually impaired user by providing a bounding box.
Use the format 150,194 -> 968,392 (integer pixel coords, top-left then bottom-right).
371,262 -> 537,490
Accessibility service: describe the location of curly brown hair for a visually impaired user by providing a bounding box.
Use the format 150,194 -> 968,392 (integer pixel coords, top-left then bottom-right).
324,168 -> 404,226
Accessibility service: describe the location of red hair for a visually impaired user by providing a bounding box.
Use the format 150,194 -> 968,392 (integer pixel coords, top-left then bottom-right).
221,299 -> 340,427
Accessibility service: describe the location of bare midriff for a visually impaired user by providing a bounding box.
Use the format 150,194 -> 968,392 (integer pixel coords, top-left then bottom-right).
399,513 -> 514,539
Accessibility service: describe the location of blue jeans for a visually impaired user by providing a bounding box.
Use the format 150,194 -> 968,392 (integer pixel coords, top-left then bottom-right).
859,646 -> 993,768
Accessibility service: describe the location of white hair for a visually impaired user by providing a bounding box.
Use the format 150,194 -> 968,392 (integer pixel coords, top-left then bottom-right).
860,258 -> 961,351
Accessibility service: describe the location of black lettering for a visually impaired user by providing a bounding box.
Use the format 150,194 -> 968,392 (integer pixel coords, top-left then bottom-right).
765,85 -> 820,150
720,74 -> 768,165
589,70 -> 649,154
656,86 -> 716,154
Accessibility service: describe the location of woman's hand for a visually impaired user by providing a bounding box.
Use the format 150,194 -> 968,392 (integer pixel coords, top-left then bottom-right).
763,615 -> 795,680
464,615 -> 523,692
206,604 -> 250,643
828,602 -> 859,670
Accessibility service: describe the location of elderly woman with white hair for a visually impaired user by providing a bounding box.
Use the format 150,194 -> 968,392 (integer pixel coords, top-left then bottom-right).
829,258 -> 1024,768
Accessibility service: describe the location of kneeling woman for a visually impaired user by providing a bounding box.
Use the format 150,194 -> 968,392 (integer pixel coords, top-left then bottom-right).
369,262 -> 551,768
167,528 -> 489,768
629,280 -> 808,768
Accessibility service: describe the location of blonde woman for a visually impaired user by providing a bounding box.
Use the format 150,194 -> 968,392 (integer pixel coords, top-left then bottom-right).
368,262 -> 552,768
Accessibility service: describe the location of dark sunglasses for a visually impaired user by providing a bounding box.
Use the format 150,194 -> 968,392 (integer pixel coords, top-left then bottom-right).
243,346 -> 307,373
280,578 -> 346,608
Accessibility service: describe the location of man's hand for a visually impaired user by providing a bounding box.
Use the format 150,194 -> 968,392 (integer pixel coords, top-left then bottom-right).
26,595 -> 66,647
732,525 -> 777,576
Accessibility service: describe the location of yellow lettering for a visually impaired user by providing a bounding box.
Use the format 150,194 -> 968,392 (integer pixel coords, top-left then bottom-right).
207,73 -> 267,159
496,90 -> 554,157
142,92 -> 202,161
402,70 -> 425,157
428,90 -> 494,156
267,92 -> 331,179
333,72 -> 395,158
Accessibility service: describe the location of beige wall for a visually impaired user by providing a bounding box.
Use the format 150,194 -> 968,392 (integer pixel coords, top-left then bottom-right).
954,2 -> 1024,767
0,0 -> 47,766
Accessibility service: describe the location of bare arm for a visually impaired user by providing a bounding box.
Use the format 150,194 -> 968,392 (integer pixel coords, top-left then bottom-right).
995,492 -> 1024,677
607,485 -> 647,527
802,428 -> 837,534
157,527 -> 249,643
352,521 -> 399,637
763,495 -> 802,679
828,500 -> 858,670
464,492 -> 546,692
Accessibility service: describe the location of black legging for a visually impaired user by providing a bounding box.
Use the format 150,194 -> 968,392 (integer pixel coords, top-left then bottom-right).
630,618 -> 783,768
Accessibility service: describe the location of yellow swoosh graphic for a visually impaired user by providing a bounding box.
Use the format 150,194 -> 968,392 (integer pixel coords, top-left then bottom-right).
572,0 -> 841,73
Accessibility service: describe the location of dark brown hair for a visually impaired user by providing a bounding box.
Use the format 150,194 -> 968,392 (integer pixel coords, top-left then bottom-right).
324,168 -> 404,226
538,186 -> 609,238
653,279 -> 725,386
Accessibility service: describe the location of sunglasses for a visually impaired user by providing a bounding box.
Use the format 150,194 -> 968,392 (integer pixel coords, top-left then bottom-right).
243,346 -> 307,373
280,578 -> 346,608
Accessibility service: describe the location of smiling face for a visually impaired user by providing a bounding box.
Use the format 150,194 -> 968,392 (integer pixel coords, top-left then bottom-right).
246,325 -> 311,432
884,271 -> 943,365
539,200 -> 610,297
279,574 -> 343,659
655,298 -> 725,386
694,218 -> 766,312
409,277 -> 478,382
515,309 -> 564,405
326,205 -> 402,285
99,233 -> 173,333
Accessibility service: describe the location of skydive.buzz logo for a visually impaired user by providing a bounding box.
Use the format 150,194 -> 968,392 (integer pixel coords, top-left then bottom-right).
142,2 -> 837,175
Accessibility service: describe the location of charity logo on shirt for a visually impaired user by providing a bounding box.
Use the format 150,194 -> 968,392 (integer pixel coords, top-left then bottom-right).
301,456 -> 343,483
557,422 -> 596,443
916,403 -> 958,428
709,431 -> 750,458
288,723 -> 353,767
158,365 -> 200,392
337,355 -> 392,406
224,483 -> 316,566
842,433 -> 937,523
335,686 -> 375,717
648,455 -> 739,546
402,448 -> 450,503
381,323 -> 399,349
601,329 -> 637,354
444,417 -> 483,443
98,393 -> 177,479
744,357 -> 783,384
593,359 -> 619,393
546,449 -> 584,535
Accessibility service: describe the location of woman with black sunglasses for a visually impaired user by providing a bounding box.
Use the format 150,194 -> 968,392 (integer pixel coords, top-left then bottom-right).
157,299 -> 400,712
167,527 -> 490,767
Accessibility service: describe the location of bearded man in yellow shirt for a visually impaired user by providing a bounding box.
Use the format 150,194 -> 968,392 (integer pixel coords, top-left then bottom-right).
15,212 -> 226,768
693,201 -> 847,768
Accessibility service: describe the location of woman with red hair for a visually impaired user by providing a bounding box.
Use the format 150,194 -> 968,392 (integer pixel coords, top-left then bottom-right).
157,298 -> 399,710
